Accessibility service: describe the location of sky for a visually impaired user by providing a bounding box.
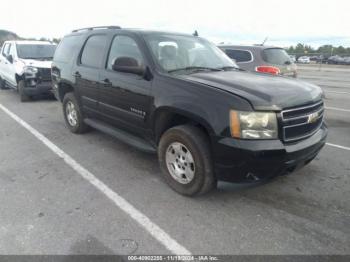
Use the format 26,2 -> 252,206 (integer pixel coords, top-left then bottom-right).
1,0 -> 349,47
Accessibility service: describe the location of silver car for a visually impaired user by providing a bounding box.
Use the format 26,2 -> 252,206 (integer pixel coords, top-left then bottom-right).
219,45 -> 298,77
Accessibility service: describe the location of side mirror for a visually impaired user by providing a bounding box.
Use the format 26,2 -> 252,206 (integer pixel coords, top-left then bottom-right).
7,55 -> 13,64
112,57 -> 145,76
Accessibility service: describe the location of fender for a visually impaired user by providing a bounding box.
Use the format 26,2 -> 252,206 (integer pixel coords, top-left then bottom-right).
152,105 -> 216,136
151,74 -> 253,137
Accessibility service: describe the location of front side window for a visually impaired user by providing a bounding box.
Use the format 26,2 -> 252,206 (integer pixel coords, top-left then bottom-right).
16,44 -> 56,59
80,35 -> 108,68
144,34 -> 237,73
107,35 -> 143,70
225,49 -> 252,62
9,44 -> 16,57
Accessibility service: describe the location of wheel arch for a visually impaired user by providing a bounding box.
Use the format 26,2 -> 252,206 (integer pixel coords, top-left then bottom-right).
57,82 -> 75,102
153,106 -> 215,145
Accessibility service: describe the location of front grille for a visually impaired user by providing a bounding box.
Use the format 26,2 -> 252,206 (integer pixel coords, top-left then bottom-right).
37,68 -> 52,82
281,101 -> 324,142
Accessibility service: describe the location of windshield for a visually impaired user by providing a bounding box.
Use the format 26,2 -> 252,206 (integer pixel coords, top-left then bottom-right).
262,48 -> 292,65
17,44 -> 56,59
143,34 -> 237,74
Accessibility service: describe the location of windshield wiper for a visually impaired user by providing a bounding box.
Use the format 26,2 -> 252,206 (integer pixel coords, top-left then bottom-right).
168,66 -> 223,73
22,56 -> 53,60
217,66 -> 244,71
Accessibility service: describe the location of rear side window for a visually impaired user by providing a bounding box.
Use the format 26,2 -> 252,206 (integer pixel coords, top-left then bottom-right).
225,49 -> 252,62
80,35 -> 108,68
54,35 -> 82,63
262,48 -> 291,65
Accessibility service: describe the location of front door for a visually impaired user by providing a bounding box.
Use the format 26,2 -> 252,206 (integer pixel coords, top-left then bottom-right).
0,43 -> 10,81
98,34 -> 152,136
7,43 -> 17,85
1,43 -> 16,85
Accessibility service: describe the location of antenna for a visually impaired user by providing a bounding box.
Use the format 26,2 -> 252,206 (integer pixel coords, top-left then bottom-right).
262,37 -> 268,46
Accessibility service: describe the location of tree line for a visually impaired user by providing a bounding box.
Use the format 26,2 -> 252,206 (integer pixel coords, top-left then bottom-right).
286,43 -> 350,56
0,30 -> 61,46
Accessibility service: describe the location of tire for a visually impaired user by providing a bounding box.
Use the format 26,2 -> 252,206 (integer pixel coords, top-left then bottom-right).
18,80 -> 31,102
0,76 -> 7,90
62,92 -> 89,134
158,125 -> 217,196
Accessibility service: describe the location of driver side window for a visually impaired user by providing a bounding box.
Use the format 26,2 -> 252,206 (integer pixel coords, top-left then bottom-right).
107,35 -> 143,70
9,44 -> 16,57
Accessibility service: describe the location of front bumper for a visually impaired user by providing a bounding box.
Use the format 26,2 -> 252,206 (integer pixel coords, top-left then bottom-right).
212,124 -> 328,183
23,81 -> 53,96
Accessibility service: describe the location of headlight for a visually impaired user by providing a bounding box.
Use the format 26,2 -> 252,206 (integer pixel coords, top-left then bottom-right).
230,110 -> 278,139
24,66 -> 38,74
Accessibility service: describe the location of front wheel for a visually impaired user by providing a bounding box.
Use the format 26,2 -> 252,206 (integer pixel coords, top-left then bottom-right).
62,92 -> 89,134
158,125 -> 217,196
18,80 -> 31,102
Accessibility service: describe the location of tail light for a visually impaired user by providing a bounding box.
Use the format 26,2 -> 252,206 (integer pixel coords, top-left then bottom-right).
255,66 -> 281,75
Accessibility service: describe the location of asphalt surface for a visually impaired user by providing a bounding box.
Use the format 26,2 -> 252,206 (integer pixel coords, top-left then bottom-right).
0,64 -> 349,256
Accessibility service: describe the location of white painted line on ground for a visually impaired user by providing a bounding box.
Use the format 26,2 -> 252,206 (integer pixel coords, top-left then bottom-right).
0,103 -> 191,255
326,143 -> 350,151
325,106 -> 350,113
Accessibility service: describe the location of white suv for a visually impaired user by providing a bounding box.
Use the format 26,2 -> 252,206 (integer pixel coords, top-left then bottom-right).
0,40 -> 56,101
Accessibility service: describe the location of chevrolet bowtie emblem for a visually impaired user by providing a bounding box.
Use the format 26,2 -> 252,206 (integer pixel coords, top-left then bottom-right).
307,112 -> 319,123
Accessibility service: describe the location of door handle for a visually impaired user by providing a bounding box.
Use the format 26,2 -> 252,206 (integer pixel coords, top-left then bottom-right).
74,71 -> 81,78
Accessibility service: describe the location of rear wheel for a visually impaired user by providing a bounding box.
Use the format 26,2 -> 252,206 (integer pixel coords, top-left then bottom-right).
18,80 -> 31,102
158,125 -> 216,196
63,92 -> 89,134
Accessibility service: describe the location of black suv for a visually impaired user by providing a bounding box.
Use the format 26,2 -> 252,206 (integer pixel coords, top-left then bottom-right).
52,26 -> 327,196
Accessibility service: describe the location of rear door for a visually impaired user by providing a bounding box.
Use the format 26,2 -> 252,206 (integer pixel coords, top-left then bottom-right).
98,34 -> 152,135
73,34 -> 108,115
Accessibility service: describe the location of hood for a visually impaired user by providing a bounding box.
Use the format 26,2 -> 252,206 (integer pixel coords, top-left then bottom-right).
19,59 -> 52,69
180,70 -> 323,111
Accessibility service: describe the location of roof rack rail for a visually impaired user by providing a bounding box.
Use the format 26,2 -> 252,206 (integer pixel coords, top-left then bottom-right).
72,26 -> 121,33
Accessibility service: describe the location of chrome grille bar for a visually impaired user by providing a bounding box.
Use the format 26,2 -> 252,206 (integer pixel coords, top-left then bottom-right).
281,101 -> 324,142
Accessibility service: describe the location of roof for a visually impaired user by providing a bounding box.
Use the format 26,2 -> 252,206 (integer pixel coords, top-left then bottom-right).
68,26 -> 194,38
218,44 -> 282,50
125,28 -> 194,37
